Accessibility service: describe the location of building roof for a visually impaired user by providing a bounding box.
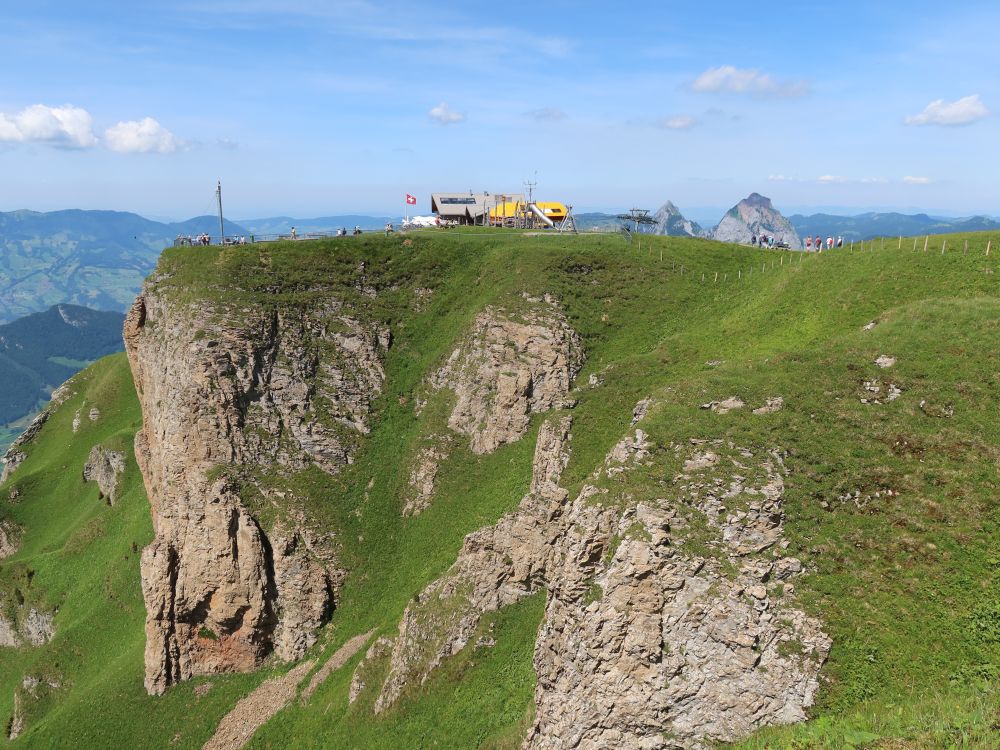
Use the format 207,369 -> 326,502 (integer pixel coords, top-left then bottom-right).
431,192 -> 524,220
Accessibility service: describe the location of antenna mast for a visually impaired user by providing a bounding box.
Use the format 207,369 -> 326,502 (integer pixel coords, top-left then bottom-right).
216,180 -> 225,244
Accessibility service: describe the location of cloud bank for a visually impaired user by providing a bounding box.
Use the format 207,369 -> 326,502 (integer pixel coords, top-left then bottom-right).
0,104 -> 98,148
691,65 -> 809,98
0,104 -> 185,153
905,94 -> 989,126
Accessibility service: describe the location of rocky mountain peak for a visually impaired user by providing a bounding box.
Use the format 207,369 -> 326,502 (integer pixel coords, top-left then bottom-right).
712,193 -> 802,249
652,200 -> 703,238
743,192 -> 773,209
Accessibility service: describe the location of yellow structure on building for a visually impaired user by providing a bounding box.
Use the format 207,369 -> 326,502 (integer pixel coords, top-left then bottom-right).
488,200 -> 568,226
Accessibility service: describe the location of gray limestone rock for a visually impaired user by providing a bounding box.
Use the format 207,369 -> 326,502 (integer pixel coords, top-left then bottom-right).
711,193 -> 802,249
430,300 -> 583,455
82,445 -> 126,504
124,288 -> 358,694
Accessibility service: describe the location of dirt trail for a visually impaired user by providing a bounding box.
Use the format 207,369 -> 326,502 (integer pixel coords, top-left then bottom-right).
202,660 -> 314,750
302,629 -> 375,701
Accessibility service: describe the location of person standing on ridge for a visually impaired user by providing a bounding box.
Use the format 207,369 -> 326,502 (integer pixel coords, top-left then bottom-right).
290,226 -> 298,240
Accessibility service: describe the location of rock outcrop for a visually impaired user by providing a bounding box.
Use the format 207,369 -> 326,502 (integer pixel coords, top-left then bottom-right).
711,193 -> 802,249
0,519 -> 21,559
1,381 -> 74,485
0,608 -> 55,648
82,445 -> 126,504
359,395 -> 828,748
652,201 -> 703,237
526,440 -> 829,749
371,416 -> 573,712
430,298 -> 583,455
124,286 -> 382,694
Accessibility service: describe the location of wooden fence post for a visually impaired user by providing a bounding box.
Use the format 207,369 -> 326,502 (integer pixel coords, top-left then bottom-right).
912,237 -> 917,251
941,240 -> 946,254
923,236 -> 929,252
714,271 -> 718,282
898,236 -> 901,249
964,239 -> 968,255
987,240 -> 992,256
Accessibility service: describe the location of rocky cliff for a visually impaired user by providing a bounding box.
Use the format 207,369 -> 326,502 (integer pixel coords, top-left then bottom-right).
123,282 -> 388,693
711,193 -> 802,249
651,201 -> 703,238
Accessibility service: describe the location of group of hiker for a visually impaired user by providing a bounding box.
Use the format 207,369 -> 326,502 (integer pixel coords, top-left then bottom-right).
175,233 -> 213,246
806,235 -> 845,250
751,234 -> 781,248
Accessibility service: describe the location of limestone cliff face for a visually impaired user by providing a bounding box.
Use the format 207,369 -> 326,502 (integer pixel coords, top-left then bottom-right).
711,193 -> 802,249
525,437 -> 829,749
361,397 -> 829,749
125,287 -> 386,694
430,297 -> 583,455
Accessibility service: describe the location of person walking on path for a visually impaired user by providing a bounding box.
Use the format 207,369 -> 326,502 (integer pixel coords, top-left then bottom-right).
290,226 -> 298,240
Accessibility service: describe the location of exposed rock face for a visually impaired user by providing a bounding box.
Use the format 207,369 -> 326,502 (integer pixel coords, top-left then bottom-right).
700,396 -> 745,414
361,396 -> 828,748
652,201 -> 703,237
525,440 -> 829,749
1,381 -> 74,485
22,609 -> 55,646
124,286 -> 379,694
0,615 -> 18,647
0,519 -> 21,559
7,692 -> 23,740
372,416 -> 574,712
82,445 -> 126,504
753,397 -> 784,414
711,193 -> 802,249
402,440 -> 450,517
1,607 -> 56,648
431,300 -> 583,455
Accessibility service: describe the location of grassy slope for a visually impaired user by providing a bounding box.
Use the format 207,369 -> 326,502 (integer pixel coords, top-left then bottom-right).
1,230 -> 997,748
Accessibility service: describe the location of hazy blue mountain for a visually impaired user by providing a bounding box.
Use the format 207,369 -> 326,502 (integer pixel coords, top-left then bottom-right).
0,304 -> 125,448
238,215 -> 395,235
0,210 -> 249,323
789,212 -> 1000,242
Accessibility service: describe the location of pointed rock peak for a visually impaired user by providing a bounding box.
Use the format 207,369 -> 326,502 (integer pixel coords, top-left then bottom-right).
656,200 -> 680,215
743,192 -> 774,209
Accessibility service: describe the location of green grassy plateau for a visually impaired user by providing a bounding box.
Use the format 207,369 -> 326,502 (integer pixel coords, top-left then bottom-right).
1,229 -> 997,749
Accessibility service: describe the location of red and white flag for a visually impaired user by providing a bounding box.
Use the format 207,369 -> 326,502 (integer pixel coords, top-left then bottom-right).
405,194 -> 417,205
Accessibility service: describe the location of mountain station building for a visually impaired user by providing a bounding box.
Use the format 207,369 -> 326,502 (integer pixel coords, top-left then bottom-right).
430,192 -> 524,225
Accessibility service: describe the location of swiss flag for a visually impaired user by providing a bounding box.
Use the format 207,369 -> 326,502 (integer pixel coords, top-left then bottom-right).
405,194 -> 417,205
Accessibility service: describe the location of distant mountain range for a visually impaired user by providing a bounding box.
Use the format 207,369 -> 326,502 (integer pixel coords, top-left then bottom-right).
0,210 -> 248,323
0,304 -> 125,450
788,212 -> 1000,242
237,215 -> 395,234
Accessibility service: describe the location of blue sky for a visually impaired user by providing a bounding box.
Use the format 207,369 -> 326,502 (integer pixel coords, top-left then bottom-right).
1,1 -> 997,220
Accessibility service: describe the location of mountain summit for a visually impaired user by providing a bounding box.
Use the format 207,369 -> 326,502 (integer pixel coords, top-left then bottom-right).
651,201 -> 703,237
712,193 -> 802,248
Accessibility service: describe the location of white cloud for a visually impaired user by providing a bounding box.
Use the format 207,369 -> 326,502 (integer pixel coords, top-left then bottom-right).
691,65 -> 809,98
657,115 -> 697,130
104,117 -> 182,153
818,175 -> 849,184
905,94 -> 989,126
528,107 -> 566,122
0,104 -> 97,148
428,102 -> 464,125
903,175 -> 932,185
